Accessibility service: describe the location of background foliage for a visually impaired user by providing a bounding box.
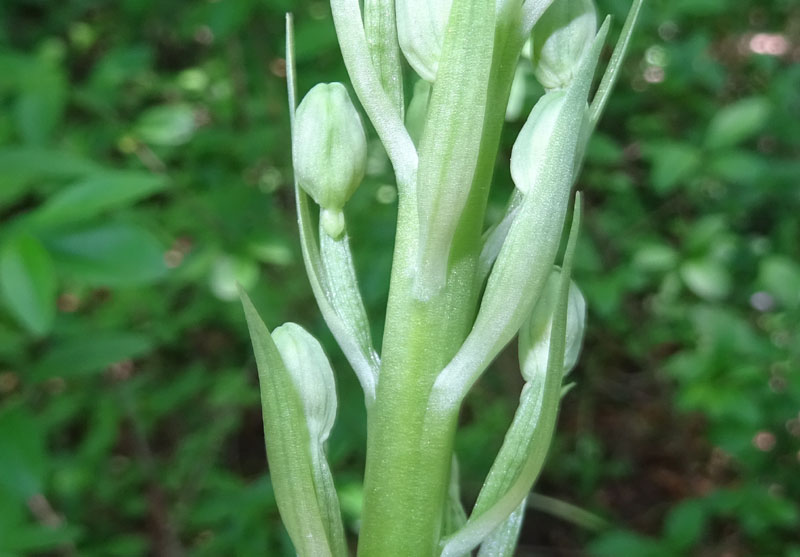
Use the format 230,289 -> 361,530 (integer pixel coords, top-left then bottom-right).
0,0 -> 798,555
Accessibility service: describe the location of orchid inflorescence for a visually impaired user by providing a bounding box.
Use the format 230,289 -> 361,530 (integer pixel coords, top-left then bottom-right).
240,0 -> 642,554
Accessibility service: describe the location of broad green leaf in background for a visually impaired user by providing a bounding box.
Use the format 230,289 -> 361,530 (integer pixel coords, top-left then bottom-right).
14,57 -> 67,146
0,147 -> 99,209
704,97 -> 770,150
28,170 -> 168,228
679,258 -> 732,301
32,331 -> 154,381
645,141 -> 702,194
758,255 -> 800,309
0,234 -> 57,336
0,406 -> 47,501
43,222 -> 167,287
134,104 -> 196,146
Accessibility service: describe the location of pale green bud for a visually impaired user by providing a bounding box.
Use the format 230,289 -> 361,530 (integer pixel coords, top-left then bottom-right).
518,269 -> 586,383
293,83 -> 367,237
272,322 -> 338,444
396,0 -> 452,82
531,0 -> 598,90
510,90 -> 567,194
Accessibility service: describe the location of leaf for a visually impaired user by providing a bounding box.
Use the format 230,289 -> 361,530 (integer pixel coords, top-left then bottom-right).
758,255 -> 800,309
32,331 -> 154,381
134,104 -> 196,146
0,234 -> 57,336
0,406 -> 47,501
239,289 -> 345,557
662,499 -> 707,550
704,97 -> 770,150
680,258 -> 732,301
43,223 -> 167,287
15,58 -> 67,145
29,171 -> 168,228
0,147 -> 99,209
632,243 -> 679,273
646,142 -> 702,194
589,0 -> 644,126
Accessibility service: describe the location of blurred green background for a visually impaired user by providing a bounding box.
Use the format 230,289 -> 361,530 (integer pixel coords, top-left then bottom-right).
0,0 -> 798,555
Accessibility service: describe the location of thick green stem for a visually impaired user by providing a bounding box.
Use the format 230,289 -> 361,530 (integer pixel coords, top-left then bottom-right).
358,190 -> 479,555
357,31 -> 524,557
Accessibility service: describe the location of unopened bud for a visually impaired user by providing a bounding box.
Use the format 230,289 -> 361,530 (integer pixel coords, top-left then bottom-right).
272,323 -> 338,444
510,90 -> 567,194
396,0 -> 453,82
519,269 -> 586,382
531,0 -> 597,90
293,83 -> 367,237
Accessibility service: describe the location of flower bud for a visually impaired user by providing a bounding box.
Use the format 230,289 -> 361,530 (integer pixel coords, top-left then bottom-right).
531,0 -> 597,90
396,0 -> 453,82
518,269 -> 586,383
272,322 -> 338,444
293,83 -> 367,237
510,90 -> 567,194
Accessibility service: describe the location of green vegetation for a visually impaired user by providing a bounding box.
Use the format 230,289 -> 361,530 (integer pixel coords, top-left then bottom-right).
0,0 -> 797,555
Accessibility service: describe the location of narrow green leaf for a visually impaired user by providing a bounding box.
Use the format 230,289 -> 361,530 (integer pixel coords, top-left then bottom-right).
28,171 -> 168,229
414,0 -> 496,297
589,0 -> 644,126
43,223 -> 167,287
238,290 -> 337,557
0,234 -> 57,336
525,492 -> 608,531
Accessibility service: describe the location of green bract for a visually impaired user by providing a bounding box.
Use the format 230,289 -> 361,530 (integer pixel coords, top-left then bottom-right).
243,2 -> 642,554
292,82 -> 367,238
532,0 -> 598,90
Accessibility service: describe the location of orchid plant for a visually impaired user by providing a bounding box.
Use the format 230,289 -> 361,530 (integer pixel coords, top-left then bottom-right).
240,0 -> 643,554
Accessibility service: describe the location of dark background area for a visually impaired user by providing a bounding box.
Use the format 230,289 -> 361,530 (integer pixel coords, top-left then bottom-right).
0,0 -> 798,555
